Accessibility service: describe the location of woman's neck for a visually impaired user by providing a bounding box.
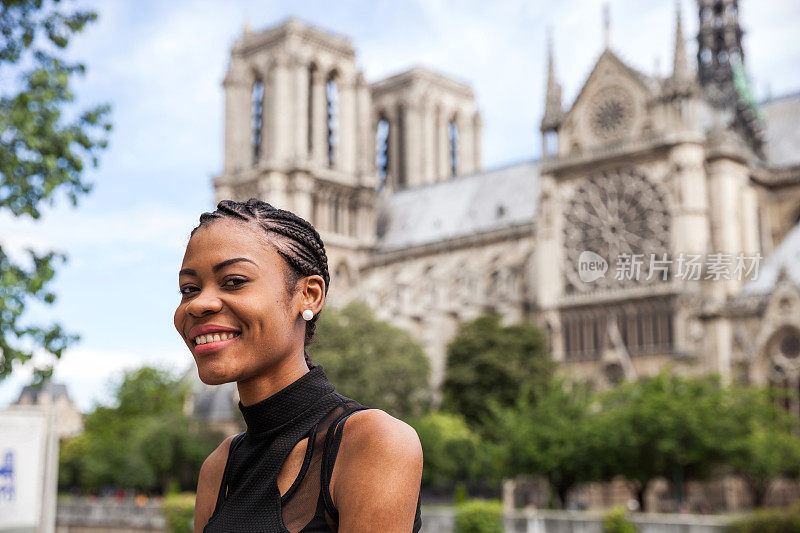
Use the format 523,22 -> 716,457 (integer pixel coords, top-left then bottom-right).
236,353 -> 310,406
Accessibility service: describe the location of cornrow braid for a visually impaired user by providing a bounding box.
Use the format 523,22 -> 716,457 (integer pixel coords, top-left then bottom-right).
190,198 -> 330,368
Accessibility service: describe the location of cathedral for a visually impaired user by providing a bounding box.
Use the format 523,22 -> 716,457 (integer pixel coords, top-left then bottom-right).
204,1 -> 800,410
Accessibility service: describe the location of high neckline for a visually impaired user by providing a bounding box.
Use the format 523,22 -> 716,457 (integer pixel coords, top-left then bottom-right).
238,363 -> 336,436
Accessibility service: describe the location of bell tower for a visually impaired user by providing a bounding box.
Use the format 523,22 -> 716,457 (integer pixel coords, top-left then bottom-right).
213,18 -> 378,303
696,0 -> 744,108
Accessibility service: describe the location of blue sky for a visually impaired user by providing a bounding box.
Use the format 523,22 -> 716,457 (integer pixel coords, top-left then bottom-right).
1,0 -> 799,411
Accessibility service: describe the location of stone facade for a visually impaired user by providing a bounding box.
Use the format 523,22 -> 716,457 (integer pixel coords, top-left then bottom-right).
209,6 -> 800,407
13,382 -> 83,439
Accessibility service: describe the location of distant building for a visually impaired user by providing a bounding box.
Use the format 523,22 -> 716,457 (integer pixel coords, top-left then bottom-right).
182,367 -> 244,436
209,1 -> 800,413
13,382 -> 83,439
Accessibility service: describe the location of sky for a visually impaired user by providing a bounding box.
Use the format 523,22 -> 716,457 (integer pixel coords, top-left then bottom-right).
1,0 -> 799,412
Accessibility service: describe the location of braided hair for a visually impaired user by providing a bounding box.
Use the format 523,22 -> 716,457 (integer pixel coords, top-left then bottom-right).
189,198 -> 330,368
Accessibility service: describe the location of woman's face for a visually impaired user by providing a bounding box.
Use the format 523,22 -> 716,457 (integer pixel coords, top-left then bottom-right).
173,217 -> 303,385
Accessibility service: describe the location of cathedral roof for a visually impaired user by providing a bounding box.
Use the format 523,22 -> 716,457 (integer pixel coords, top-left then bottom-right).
741,220 -> 800,296
761,91 -> 800,168
377,161 -> 540,251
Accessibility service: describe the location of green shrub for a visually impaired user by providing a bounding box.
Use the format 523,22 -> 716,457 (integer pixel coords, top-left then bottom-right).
162,492 -> 195,533
602,505 -> 637,533
726,504 -> 800,533
454,498 -> 504,533
410,411 -> 487,488
454,482 -> 468,504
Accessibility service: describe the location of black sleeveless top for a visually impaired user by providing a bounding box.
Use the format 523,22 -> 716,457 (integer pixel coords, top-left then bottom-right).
203,363 -> 423,532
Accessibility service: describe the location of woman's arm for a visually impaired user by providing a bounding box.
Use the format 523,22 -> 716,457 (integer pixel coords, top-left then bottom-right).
194,435 -> 235,532
330,409 -> 424,532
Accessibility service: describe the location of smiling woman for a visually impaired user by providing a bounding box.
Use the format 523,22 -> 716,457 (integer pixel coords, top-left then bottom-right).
173,198 -> 423,532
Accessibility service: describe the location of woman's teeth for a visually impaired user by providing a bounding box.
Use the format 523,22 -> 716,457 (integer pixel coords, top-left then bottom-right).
194,332 -> 239,345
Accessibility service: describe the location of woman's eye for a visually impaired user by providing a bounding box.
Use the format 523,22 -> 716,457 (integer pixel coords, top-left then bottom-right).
223,277 -> 247,288
178,279 -> 246,297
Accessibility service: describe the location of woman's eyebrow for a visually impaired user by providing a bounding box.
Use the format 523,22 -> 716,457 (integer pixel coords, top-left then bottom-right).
179,257 -> 257,277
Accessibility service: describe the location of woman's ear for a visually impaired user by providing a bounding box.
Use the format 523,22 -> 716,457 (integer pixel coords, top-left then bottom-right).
301,275 -> 326,314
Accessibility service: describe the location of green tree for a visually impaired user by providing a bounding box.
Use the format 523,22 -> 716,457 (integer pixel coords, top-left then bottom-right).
723,383 -> 800,507
594,368 -> 736,511
309,301 -> 431,419
58,365 -> 221,494
409,411 -> 495,490
441,312 -> 554,432
0,0 -> 112,382
487,374 -> 600,508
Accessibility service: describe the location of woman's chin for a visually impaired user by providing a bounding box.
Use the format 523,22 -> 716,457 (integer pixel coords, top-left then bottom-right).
196,364 -> 236,386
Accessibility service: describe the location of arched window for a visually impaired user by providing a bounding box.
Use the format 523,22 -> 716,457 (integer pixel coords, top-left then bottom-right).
376,115 -> 390,189
326,72 -> 338,167
307,63 -> 316,155
251,77 -> 264,164
448,118 -> 459,177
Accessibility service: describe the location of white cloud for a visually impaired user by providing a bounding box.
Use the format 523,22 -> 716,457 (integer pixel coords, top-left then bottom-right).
0,201 -> 197,266
0,345 -> 190,413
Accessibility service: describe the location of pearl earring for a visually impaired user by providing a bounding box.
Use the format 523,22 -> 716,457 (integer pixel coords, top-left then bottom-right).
302,309 -> 314,321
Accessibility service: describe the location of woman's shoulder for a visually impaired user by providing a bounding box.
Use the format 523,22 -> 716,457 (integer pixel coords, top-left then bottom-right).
338,408 -> 421,455
329,408 -> 423,529
194,433 -> 241,531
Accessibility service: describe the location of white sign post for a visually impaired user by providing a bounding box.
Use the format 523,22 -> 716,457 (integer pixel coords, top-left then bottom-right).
0,406 -> 58,533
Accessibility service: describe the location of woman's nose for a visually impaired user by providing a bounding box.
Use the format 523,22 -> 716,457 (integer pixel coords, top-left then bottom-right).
186,289 -> 223,317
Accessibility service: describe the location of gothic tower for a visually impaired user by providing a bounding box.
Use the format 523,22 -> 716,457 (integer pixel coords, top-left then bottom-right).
213,19 -> 378,303
371,67 -> 482,191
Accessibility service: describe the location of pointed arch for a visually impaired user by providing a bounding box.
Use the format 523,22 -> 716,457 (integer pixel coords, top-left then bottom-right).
325,69 -> 340,168
250,74 -> 265,165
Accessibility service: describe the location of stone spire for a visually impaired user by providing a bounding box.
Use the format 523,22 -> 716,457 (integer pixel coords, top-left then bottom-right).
671,4 -> 691,85
540,31 -> 563,132
663,3 -> 697,96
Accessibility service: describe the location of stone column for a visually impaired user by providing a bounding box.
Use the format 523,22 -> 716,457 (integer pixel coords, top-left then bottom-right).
222,62 -> 252,174
668,143 -> 710,257
740,184 -> 760,256
293,57 -> 309,162
338,74 -> 356,174
436,108 -> 450,180
457,112 -> 473,175
388,108 -> 401,190
706,153 -> 750,298
355,73 -> 372,177
473,111 -> 483,172
422,101 -> 436,184
311,66 -> 327,167
259,65 -> 272,164
402,102 -> 422,188
271,56 -> 291,165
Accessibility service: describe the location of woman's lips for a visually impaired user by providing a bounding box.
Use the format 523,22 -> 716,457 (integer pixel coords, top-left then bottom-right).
193,334 -> 240,355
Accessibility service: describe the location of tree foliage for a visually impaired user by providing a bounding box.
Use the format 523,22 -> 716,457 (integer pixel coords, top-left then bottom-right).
480,366 -> 800,511
0,0 -> 112,382
58,366 -> 222,494
309,301 -> 432,419
592,368 -> 733,510
486,373 -> 599,508
409,411 -> 495,490
441,312 -> 554,431
722,382 -> 800,507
